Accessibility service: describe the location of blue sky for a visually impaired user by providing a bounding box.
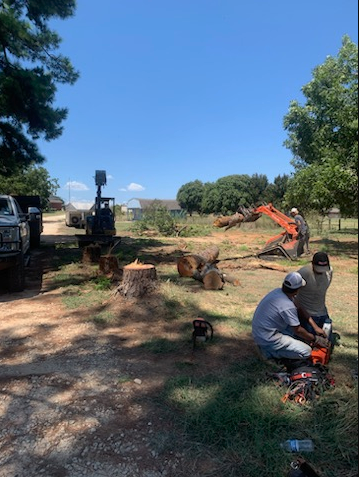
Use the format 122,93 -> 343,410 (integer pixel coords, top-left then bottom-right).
39,0 -> 358,205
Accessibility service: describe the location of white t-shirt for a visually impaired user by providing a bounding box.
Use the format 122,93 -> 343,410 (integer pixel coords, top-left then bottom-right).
252,288 -> 300,346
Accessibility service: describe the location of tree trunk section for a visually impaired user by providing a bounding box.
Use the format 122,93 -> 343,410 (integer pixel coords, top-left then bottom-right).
117,259 -> 157,298
213,212 -> 245,230
82,244 -> 101,263
177,245 -> 219,277
99,255 -> 120,275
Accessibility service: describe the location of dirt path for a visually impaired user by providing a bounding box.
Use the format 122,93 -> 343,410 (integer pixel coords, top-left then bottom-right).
0,215 -> 195,477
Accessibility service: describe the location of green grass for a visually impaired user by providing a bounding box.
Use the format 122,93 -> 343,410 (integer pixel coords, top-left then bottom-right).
43,224 -> 358,477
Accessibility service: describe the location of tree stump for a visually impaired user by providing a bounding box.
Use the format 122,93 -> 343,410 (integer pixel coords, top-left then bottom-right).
117,259 -> 157,298
177,245 -> 219,277
82,243 -> 101,263
99,255 -> 120,275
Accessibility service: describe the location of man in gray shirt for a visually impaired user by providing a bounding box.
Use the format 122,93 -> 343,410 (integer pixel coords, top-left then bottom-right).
290,207 -> 310,256
296,252 -> 333,340
252,272 -> 330,365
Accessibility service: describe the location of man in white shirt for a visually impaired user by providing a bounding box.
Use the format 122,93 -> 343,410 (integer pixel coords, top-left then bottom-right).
252,272 -> 330,365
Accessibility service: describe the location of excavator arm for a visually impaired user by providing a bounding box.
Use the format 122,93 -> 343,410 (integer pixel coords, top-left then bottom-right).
238,203 -> 300,260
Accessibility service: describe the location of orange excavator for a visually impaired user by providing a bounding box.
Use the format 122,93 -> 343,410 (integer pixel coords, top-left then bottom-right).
237,203 -> 300,260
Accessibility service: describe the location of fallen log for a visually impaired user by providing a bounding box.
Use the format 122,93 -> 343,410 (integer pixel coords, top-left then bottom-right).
177,245 -> 219,277
213,212 -> 245,230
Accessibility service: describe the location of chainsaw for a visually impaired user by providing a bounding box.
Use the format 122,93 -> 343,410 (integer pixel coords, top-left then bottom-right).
289,458 -> 321,477
192,318 -> 213,349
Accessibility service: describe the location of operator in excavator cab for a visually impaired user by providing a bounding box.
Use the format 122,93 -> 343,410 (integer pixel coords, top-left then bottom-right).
290,207 -> 310,257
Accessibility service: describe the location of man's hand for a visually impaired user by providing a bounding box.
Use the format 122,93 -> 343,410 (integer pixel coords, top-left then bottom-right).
314,335 -> 331,349
313,324 -> 327,338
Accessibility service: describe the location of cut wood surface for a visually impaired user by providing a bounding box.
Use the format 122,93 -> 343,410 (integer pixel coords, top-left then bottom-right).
177,246 -> 241,290
117,259 -> 157,298
177,245 -> 219,277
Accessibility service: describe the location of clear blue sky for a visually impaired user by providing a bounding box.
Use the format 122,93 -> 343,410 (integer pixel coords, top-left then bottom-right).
39,0 -> 358,205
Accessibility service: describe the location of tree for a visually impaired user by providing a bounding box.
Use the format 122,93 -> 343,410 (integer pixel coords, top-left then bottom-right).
283,36 -> 358,216
263,174 -> 290,208
0,0 -> 79,176
176,180 -> 205,216
0,165 -> 59,208
201,175 -> 253,215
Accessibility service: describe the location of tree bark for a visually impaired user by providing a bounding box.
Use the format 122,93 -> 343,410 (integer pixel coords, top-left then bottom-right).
117,259 -> 157,298
213,212 -> 245,230
99,254 -> 120,275
82,243 -> 101,263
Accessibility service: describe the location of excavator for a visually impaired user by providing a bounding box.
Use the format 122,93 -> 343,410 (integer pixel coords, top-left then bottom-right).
76,170 -> 118,248
238,203 -> 300,260
213,203 -> 300,260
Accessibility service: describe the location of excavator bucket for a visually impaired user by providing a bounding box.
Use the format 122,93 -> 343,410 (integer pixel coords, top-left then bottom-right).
258,236 -> 299,260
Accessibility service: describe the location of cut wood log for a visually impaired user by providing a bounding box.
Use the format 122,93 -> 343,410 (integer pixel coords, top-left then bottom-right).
117,259 -> 157,298
177,245 -> 219,277
213,212 -> 245,230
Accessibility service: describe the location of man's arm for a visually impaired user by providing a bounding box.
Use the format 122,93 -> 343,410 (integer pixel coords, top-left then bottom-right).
292,325 -> 330,349
295,301 -> 327,337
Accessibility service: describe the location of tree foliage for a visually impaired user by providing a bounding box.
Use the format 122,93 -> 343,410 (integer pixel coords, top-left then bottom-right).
283,36 -> 358,216
177,174 -> 290,216
201,175 -> 254,215
0,165 -> 59,208
0,0 -> 79,176
176,180 -> 205,216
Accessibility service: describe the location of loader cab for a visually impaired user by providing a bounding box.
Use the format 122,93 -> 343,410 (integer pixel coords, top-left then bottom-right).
86,197 -> 116,236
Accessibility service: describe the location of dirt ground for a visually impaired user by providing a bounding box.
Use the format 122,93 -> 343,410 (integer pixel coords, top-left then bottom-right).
0,214 -> 357,477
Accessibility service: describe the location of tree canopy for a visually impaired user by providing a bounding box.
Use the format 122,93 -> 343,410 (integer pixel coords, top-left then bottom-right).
0,165 -> 59,208
0,0 -> 79,176
283,36 -> 358,216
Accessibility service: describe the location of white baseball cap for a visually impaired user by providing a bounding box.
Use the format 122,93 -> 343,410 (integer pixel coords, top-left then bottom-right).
290,208 -> 299,214
283,272 -> 306,290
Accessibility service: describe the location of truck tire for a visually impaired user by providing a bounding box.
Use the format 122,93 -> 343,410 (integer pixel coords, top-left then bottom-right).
7,252 -> 25,292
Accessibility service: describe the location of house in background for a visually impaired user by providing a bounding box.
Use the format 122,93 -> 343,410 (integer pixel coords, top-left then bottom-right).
126,198 -> 185,221
48,195 -> 65,211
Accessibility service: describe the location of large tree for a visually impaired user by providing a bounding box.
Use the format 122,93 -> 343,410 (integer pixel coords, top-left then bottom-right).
0,0 -> 79,176
283,36 -> 358,216
176,180 -> 205,216
0,164 -> 59,208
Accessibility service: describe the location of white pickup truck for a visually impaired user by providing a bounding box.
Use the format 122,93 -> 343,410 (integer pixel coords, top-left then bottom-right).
0,195 -> 31,292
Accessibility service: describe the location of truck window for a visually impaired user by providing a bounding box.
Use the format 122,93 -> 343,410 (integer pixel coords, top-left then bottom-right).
0,199 -> 12,215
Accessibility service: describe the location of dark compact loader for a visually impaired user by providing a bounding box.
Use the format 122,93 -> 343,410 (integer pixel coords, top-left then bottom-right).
76,170 -> 119,248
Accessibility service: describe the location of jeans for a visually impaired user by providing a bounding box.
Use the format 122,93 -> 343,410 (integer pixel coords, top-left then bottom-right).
302,314 -> 333,342
257,330 -> 312,360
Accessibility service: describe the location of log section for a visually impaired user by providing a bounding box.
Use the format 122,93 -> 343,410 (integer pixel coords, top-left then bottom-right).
177,245 -> 219,277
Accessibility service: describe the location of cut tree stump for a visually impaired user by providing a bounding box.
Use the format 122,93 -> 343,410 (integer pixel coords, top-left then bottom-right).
117,259 -> 157,298
82,243 -> 101,263
99,255 -> 120,275
177,245 -> 219,277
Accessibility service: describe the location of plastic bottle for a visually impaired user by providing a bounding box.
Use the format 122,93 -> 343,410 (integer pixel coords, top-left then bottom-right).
280,439 -> 314,452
